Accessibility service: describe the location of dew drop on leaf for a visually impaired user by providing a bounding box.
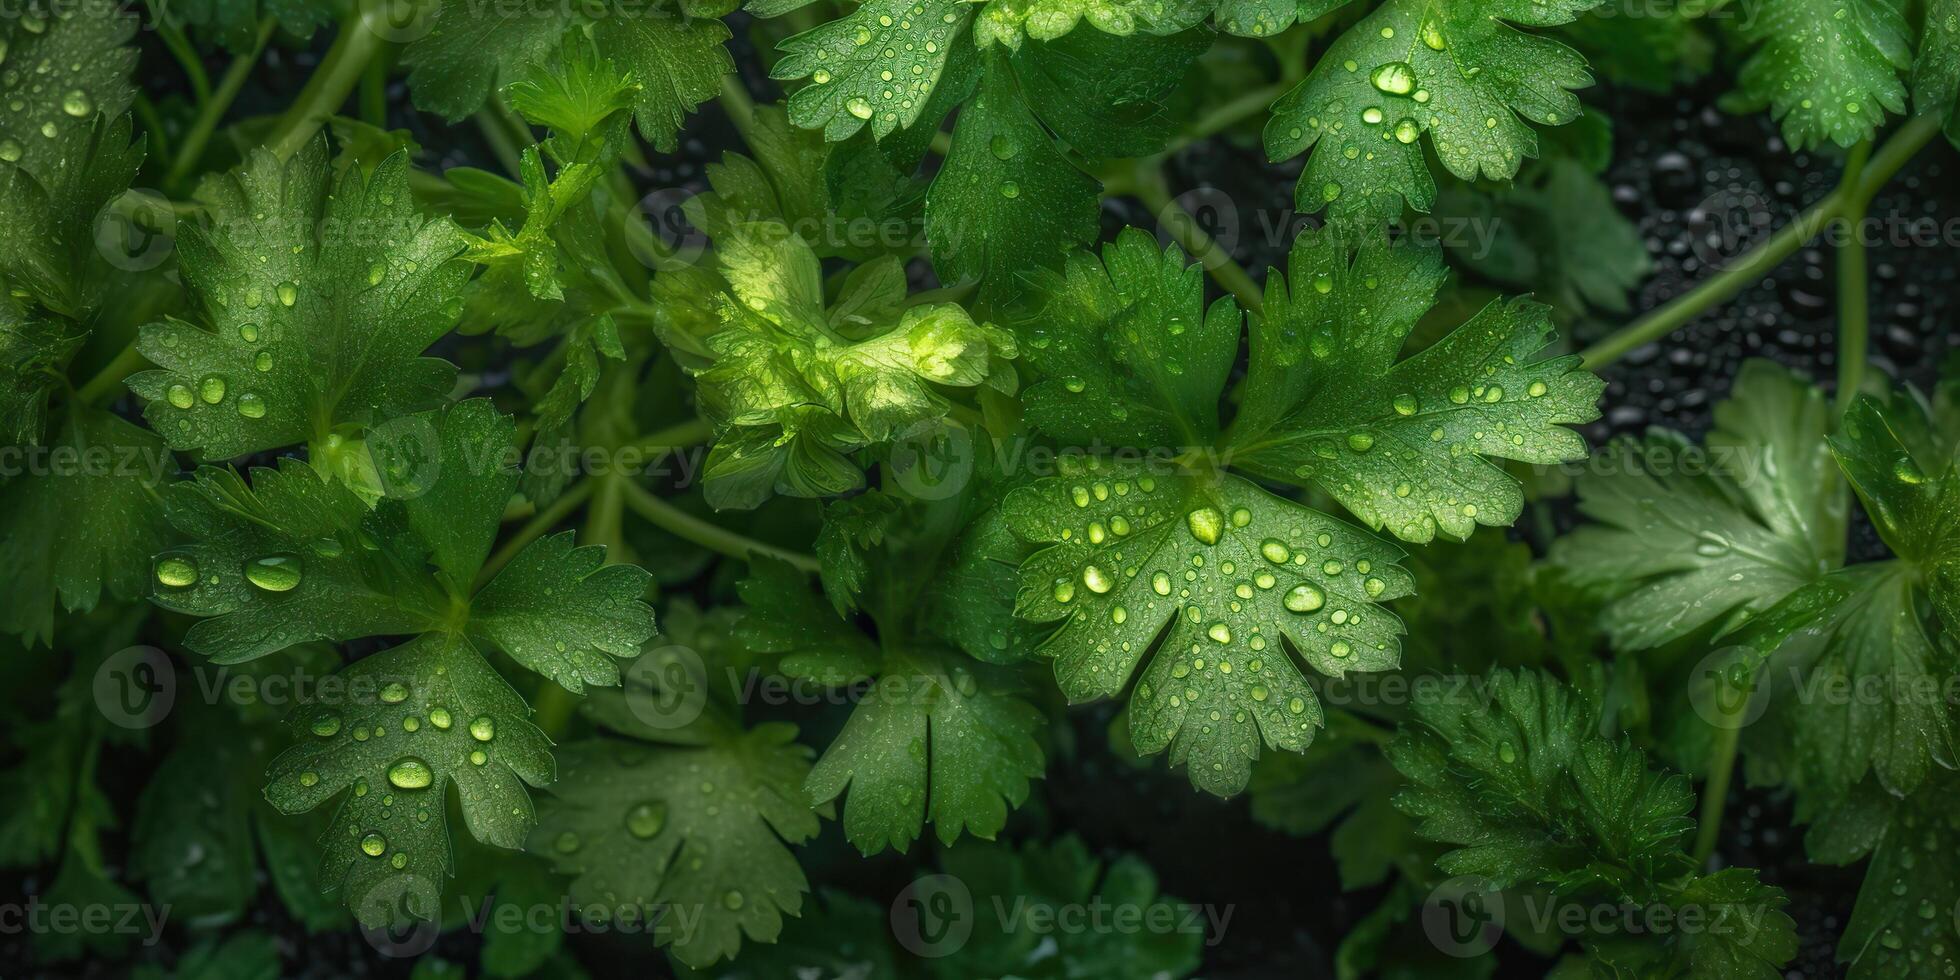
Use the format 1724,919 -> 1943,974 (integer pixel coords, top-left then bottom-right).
245,553 -> 302,591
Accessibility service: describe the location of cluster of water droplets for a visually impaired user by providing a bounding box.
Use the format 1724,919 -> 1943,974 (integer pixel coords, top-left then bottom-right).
0,12 -> 103,167
799,1 -> 962,134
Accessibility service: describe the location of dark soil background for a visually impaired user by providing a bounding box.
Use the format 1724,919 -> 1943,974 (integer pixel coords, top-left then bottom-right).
37,14 -> 1951,980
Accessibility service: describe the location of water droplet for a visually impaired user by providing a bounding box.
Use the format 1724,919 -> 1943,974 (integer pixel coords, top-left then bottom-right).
61,89 -> 91,117
1421,19 -> 1446,49
166,383 -> 194,409
1348,432 -> 1375,452
1260,539 -> 1291,563
625,801 -> 667,839
469,715 -> 496,741
990,135 -> 1016,160
1152,571 -> 1173,596
1330,640 -> 1351,658
311,712 -> 342,737
1083,565 -> 1114,594
237,392 -> 267,418
1322,181 -> 1342,202
1527,381 -> 1548,397
999,181 -> 1020,199
1896,457 -> 1927,484
387,757 -> 434,790
0,139 -> 20,163
554,831 -> 581,853
1392,393 -> 1418,415
380,682 -> 410,704
846,97 -> 874,120
198,375 -> 226,404
812,69 -> 832,84
722,890 -> 745,910
429,707 -> 452,729
1186,507 -> 1224,545
155,555 -> 199,588
1393,118 -> 1420,144
1498,741 -> 1517,763
1362,107 -> 1384,124
360,832 -> 387,857
1053,578 -> 1077,603
1369,62 -> 1417,96
1284,584 -> 1325,613
245,553 -> 302,591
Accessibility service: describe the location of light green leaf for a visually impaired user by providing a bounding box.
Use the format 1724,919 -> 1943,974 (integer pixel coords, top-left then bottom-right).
1729,0 -> 1910,149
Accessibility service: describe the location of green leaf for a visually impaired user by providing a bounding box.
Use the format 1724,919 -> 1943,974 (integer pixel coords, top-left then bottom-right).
925,48 -> 1102,294
1006,24 -> 1213,159
1728,0 -> 1910,149
1226,230 -> 1603,543
131,932 -> 282,980
1214,0 -> 1354,37
530,729 -> 821,968
775,0 -> 974,141
675,890 -> 900,980
0,407 -> 177,645
689,222 -> 1015,508
0,307 -> 82,444
1917,0 -> 1960,146
1248,727 -> 1411,889
973,0 -> 1212,49
1265,0 -> 1607,225
406,1 -> 731,151
1559,0 -> 1713,92
1551,360 -> 1846,649
736,560 -> 1045,852
1391,669 -> 1798,979
263,632 -> 555,926
0,4 -> 144,318
814,490 -> 904,615
1007,454 -> 1411,796
1834,775 -> 1960,979
1831,392 -> 1960,630
129,140 -> 469,463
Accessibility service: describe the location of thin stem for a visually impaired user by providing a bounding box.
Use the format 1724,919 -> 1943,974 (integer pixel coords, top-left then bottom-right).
624,417 -> 714,456
1694,722 -> 1741,867
158,21 -> 213,105
474,479 -> 594,589
360,53 -> 389,128
1580,115 -> 1942,370
168,18 -> 277,190
1135,162 -> 1265,316
265,3 -> 388,160
1834,141 -> 1874,415
475,112 -> 525,176
133,94 -> 173,166
618,479 -> 821,573
74,342 -> 149,407
719,74 -> 758,146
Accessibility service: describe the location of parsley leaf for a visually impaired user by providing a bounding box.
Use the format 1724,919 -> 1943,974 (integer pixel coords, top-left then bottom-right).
1392,669 -> 1799,978
736,558 -> 1046,853
689,221 -> 1016,508
1727,0 -> 1911,149
1917,0 -> 1960,146
1828,776 -> 1960,979
530,728 -> 821,967
1831,391 -> 1960,632
1551,361 -> 1846,650
1002,228 -> 1596,794
405,0 -> 732,152
129,138 -> 470,471
0,407 -> 177,645
0,2 -> 144,319
1265,0 -> 1607,225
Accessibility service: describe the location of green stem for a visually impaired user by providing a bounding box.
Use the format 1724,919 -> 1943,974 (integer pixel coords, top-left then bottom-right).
475,479 -> 594,589
74,342 -> 149,407
532,682 -> 577,738
475,111 -> 525,176
624,417 -> 714,456
1135,162 -> 1265,316
168,19 -> 277,191
1834,141 -> 1874,415
1580,115 -> 1941,370
265,3 -> 388,160
361,52 -> 390,128
617,480 -> 821,573
158,21 -> 213,105
719,74 -> 758,147
133,94 -> 173,167
1694,722 -> 1741,867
